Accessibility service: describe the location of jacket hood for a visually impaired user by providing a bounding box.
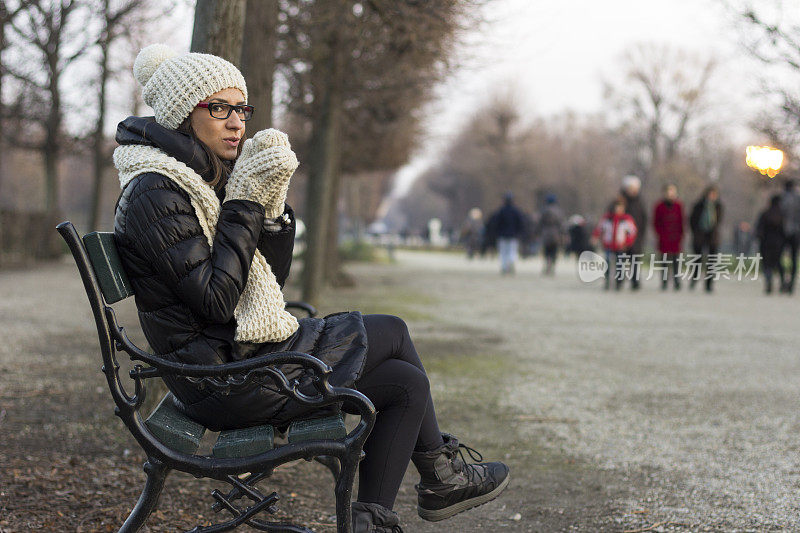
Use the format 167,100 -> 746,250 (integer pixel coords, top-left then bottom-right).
116,116 -> 214,181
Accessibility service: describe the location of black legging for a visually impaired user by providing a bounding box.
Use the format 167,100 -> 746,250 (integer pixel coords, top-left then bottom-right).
660,253 -> 681,289
347,314 -> 444,509
691,241 -> 718,290
783,233 -> 799,290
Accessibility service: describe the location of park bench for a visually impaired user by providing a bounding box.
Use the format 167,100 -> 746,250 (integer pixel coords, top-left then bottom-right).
56,221 -> 376,533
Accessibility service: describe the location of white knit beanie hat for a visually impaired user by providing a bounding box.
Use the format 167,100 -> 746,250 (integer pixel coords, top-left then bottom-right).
133,44 -> 248,130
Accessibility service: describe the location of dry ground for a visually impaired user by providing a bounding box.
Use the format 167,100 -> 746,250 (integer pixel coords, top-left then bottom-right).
1,250 -> 798,532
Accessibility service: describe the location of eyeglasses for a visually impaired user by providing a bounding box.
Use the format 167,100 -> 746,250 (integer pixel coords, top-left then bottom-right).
195,102 -> 255,121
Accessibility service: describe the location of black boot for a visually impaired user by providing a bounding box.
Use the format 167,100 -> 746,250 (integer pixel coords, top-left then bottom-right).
410,433 -> 510,522
351,502 -> 403,532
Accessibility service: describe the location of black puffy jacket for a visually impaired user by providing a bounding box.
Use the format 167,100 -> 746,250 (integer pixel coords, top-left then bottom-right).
689,197 -> 724,250
621,191 -> 647,254
113,117 -> 367,430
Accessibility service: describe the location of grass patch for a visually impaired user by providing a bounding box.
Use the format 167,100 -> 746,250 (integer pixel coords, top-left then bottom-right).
326,286 -> 437,322
422,349 -> 514,377
339,240 -> 391,263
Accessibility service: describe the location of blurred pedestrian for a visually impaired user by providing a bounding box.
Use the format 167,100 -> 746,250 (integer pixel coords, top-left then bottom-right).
756,195 -> 785,294
621,175 -> 647,290
593,197 -> 638,290
566,214 -> 592,259
460,207 -> 484,259
519,210 -> 538,258
488,192 -> 526,275
539,193 -> 565,275
779,179 -> 800,293
689,185 -> 724,293
653,183 -> 684,290
733,221 -> 753,257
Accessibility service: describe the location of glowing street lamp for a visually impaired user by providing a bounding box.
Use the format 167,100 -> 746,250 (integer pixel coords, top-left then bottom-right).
746,145 -> 784,178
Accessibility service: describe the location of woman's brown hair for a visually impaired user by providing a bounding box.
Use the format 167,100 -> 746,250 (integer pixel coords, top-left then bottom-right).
177,118 -> 246,192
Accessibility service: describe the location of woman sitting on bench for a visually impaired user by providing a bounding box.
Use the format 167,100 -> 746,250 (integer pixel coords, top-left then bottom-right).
112,44 -> 509,532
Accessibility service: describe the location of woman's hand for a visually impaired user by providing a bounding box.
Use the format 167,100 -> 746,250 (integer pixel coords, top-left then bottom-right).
225,128 -> 299,218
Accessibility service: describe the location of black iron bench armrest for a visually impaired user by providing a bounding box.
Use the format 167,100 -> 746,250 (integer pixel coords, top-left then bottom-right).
108,307 -> 373,423
285,301 -> 317,317
108,307 -> 330,377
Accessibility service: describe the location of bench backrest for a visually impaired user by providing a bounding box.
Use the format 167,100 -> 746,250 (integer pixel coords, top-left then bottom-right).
82,231 -> 134,303
57,221 -> 140,416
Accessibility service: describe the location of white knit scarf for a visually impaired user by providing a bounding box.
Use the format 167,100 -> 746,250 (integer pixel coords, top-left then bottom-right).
114,144 -> 299,343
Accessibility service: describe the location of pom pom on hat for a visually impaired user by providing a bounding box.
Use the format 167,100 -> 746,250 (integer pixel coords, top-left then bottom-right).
133,44 -> 177,86
132,43 -> 248,130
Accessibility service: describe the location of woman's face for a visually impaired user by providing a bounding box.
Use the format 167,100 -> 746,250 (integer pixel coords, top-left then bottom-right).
189,88 -> 246,160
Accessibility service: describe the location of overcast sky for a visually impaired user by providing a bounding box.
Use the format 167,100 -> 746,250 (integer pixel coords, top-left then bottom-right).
388,0 -> 793,199
447,0 -> 732,115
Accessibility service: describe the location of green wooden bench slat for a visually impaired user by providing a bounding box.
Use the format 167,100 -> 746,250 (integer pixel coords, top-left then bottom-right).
212,415 -> 346,458
212,425 -> 274,458
145,394 -> 206,455
82,232 -> 134,304
144,400 -> 345,458
288,415 -> 346,443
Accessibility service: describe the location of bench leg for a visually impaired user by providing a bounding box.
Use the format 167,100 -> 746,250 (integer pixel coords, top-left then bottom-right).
119,458 -> 170,533
334,454 -> 359,533
314,455 -> 341,480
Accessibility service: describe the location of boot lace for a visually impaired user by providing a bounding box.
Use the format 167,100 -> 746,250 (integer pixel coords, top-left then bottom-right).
451,442 -> 486,484
458,443 -> 484,463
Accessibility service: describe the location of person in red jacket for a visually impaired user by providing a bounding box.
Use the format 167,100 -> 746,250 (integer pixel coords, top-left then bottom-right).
653,183 -> 685,290
593,197 -> 638,290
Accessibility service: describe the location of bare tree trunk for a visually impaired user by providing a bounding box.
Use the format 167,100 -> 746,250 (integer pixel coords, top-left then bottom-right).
302,36 -> 344,305
0,20 -> 5,205
89,33 -> 110,230
43,6 -> 63,218
324,170 -> 341,283
323,168 -> 354,287
44,70 -> 61,216
43,144 -> 59,213
240,0 -> 277,132
0,2 -> 6,201
191,0 -> 246,66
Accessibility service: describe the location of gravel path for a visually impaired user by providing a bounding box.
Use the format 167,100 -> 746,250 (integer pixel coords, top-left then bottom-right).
2,251 -> 798,532
369,250 -> 800,532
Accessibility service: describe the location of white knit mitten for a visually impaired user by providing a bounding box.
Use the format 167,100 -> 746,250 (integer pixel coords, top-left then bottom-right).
225,129 -> 299,218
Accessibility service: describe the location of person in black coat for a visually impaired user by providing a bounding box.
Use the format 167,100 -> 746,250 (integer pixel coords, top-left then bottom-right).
779,179 -> 800,293
538,193 -> 565,275
112,44 -> 508,532
756,195 -> 786,294
566,215 -> 592,258
689,185 -> 724,292
487,192 -> 526,274
621,175 -> 647,290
